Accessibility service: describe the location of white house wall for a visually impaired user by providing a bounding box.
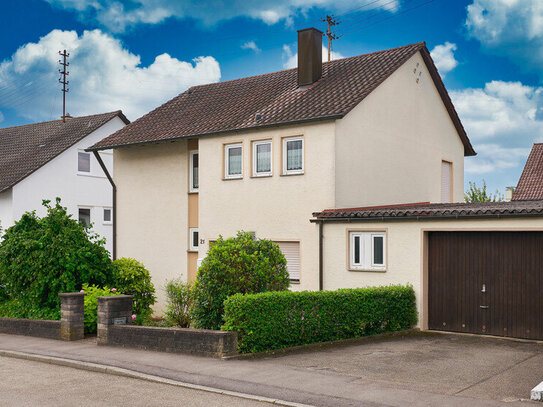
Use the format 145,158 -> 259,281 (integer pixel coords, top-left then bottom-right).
9,116 -> 125,255
0,189 -> 12,233
334,51 -> 465,208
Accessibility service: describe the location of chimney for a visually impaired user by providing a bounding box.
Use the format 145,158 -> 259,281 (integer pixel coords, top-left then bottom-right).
505,186 -> 515,202
297,27 -> 323,87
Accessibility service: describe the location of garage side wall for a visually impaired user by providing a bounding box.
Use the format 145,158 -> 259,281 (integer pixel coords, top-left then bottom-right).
322,217 -> 543,329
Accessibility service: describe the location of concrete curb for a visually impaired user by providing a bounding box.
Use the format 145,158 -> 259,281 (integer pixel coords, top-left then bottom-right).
0,349 -> 313,407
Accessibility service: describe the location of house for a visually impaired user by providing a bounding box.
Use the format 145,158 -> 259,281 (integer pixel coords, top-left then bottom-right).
0,111 -> 128,255
511,143 -> 543,200
88,27 -> 478,310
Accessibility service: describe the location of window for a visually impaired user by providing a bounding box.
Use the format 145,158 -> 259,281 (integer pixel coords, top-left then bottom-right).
189,228 -> 199,252
79,208 -> 91,228
103,208 -> 112,224
190,150 -> 199,192
276,241 -> 300,282
252,140 -> 272,176
282,136 -> 304,175
225,143 -> 243,179
441,160 -> 452,203
78,152 -> 90,173
349,232 -> 386,271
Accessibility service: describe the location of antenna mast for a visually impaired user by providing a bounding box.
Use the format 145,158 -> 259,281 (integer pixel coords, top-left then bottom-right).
320,15 -> 340,61
58,50 -> 70,122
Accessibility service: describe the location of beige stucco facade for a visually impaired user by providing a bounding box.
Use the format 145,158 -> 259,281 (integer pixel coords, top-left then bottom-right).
335,52 -> 465,208
321,217 -> 543,329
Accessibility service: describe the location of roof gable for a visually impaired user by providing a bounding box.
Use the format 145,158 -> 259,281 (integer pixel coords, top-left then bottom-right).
89,42 -> 474,156
0,111 -> 128,193
512,143 -> 543,200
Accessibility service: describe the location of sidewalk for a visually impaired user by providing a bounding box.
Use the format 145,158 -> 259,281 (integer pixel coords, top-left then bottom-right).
0,333 -> 535,407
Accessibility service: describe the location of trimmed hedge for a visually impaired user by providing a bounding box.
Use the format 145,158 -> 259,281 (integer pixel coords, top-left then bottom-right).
222,285 -> 417,353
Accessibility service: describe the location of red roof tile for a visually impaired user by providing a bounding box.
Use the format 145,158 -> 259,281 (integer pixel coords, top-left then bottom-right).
512,144 -> 543,200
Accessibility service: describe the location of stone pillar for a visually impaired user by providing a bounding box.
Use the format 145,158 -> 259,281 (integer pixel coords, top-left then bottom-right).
59,292 -> 86,341
97,295 -> 133,345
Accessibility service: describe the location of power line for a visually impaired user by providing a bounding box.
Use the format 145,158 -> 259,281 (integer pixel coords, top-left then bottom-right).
333,0 -> 395,18
337,0 -> 437,38
337,0 -> 416,31
320,15 -> 340,61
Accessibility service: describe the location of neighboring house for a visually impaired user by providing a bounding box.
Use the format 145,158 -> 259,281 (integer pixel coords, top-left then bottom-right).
0,111 -> 128,255
511,143 -> 543,200
89,28 -> 476,309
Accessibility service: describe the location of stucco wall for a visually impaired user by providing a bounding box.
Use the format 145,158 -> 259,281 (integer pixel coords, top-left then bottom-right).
334,51 -> 465,208
198,121 -> 336,291
322,217 -> 543,329
0,189 -> 12,233
114,140 -> 188,309
6,116 -> 124,254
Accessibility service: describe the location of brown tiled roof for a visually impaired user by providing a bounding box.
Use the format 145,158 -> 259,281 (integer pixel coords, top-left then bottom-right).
312,201 -> 543,221
89,42 -> 475,156
512,143 -> 543,200
0,111 -> 129,193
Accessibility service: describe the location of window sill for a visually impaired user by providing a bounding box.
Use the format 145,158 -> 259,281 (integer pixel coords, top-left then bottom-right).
187,250 -> 199,253
103,223 -> 112,226
250,174 -> 272,178
280,172 -> 304,177
290,279 -> 300,284
77,173 -> 106,179
188,191 -> 199,194
348,268 -> 386,273
222,177 -> 243,181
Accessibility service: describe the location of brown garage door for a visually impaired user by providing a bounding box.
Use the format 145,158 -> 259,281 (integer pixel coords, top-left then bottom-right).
428,231 -> 543,340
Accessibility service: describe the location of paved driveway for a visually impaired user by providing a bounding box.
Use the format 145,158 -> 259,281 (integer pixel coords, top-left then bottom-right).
269,332 -> 543,403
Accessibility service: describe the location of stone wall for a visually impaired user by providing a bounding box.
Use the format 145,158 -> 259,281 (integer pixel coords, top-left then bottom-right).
0,317 -> 60,339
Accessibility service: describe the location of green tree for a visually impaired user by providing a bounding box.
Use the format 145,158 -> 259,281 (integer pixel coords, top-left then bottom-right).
0,198 -> 114,316
464,180 -> 504,203
192,231 -> 290,330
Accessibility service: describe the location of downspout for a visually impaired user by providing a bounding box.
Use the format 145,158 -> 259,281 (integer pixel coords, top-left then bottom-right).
319,220 -> 324,291
92,151 -> 116,260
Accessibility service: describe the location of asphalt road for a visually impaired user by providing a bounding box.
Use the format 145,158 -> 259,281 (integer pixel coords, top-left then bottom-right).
0,356 -> 270,407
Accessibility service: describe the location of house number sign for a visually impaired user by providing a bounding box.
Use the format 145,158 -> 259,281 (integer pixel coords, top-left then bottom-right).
113,317 -> 127,325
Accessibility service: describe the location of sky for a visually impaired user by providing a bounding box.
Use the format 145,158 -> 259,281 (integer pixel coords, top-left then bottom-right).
0,0 -> 542,196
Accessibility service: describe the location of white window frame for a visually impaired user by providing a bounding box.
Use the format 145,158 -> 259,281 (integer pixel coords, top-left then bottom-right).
189,228 -> 199,252
78,151 -> 91,174
103,207 -> 112,225
252,140 -> 273,177
349,231 -> 386,271
189,150 -> 199,192
78,207 -> 92,228
282,136 -> 304,175
224,143 -> 243,179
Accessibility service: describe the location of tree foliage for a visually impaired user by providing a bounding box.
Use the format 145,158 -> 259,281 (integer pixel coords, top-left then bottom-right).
0,198 -> 114,317
165,279 -> 194,328
464,180 -> 503,203
192,231 -> 290,330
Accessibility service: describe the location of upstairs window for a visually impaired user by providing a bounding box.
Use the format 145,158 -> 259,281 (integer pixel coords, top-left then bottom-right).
225,143 -> 243,179
349,231 -> 386,271
190,151 -> 199,192
441,160 -> 452,203
78,152 -> 90,173
253,140 -> 272,176
79,208 -> 91,228
103,208 -> 112,224
283,136 -> 304,175
189,228 -> 199,252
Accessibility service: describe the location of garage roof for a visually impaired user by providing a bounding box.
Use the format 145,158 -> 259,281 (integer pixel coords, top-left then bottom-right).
312,201 -> 543,221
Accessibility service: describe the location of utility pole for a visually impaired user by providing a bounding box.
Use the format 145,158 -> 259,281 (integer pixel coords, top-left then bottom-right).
58,50 -> 69,122
320,15 -> 340,61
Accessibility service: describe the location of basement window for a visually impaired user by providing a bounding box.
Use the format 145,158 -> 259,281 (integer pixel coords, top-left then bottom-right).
349,231 -> 386,271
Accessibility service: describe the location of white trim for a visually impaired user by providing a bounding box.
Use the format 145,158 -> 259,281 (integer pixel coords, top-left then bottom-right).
350,231 -> 386,271
189,227 -> 199,252
225,143 -> 243,179
282,136 -> 304,175
77,151 -> 91,174
252,140 -> 273,177
189,150 -> 199,192
103,207 -> 112,225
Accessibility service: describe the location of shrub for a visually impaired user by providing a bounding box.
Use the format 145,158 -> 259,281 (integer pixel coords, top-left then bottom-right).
0,198 -> 114,317
223,285 -> 418,353
82,284 -> 120,333
0,297 -> 60,320
192,231 -> 290,330
165,279 -> 194,327
112,258 -> 156,325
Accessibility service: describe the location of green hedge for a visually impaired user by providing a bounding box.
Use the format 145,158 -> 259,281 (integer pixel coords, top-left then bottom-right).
222,285 -> 418,353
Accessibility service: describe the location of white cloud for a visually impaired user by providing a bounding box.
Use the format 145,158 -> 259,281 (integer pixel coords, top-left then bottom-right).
45,0 -> 400,33
430,42 -> 458,77
241,40 -> 261,53
282,44 -> 344,69
466,0 -> 543,73
0,29 -> 221,121
451,80 -> 543,174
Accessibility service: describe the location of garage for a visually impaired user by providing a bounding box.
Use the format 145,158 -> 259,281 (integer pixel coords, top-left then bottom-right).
428,231 -> 543,340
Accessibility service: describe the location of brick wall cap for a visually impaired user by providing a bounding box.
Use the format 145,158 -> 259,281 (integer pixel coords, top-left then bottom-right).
96,295 -> 134,300
58,292 -> 86,297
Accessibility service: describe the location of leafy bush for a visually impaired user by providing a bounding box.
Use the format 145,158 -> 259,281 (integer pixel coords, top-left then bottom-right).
0,298 -> 60,320
82,284 -> 120,333
0,198 -> 114,317
223,285 -> 418,353
192,231 -> 290,330
165,279 -> 194,327
112,258 -> 156,325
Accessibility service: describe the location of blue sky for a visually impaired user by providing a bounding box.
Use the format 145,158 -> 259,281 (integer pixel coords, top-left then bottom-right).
1,0 -> 542,196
